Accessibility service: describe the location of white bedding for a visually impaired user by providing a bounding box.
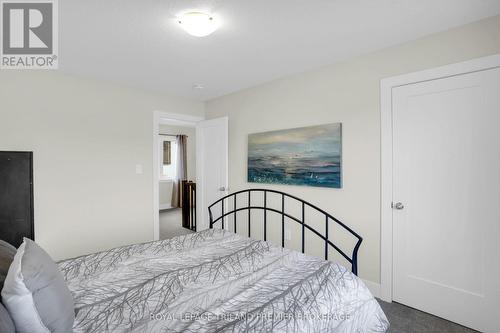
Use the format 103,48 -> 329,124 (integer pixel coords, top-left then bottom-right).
59,229 -> 389,332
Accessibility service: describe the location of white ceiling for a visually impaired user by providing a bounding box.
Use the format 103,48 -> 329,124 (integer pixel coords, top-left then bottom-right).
60,0 -> 500,101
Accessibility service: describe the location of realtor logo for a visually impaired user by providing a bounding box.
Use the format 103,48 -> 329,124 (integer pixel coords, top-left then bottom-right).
1,0 -> 58,69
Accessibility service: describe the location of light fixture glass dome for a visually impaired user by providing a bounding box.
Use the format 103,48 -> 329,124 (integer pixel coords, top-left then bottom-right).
178,12 -> 218,37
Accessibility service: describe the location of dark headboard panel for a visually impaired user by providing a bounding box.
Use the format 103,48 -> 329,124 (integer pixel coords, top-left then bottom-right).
0,151 -> 34,247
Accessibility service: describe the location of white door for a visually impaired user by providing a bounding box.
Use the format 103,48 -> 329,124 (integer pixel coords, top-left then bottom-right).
196,117 -> 228,231
392,67 -> 500,332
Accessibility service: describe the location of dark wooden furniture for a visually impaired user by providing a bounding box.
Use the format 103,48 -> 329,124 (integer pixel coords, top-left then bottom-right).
0,151 -> 34,247
181,181 -> 196,231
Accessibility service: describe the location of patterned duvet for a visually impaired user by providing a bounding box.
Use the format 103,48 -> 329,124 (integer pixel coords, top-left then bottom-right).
59,229 -> 389,332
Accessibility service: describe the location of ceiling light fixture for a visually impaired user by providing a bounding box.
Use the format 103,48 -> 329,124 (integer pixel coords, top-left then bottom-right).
178,12 -> 218,37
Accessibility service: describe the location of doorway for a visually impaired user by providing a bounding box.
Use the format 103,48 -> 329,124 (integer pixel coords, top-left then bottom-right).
158,123 -> 197,238
152,111 -> 228,240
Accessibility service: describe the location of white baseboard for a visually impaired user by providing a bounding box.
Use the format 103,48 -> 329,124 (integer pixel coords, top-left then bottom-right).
159,204 -> 173,210
362,279 -> 381,299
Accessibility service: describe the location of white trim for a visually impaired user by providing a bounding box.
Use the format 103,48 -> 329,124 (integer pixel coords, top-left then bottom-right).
159,203 -> 174,210
362,279 -> 381,299
380,53 -> 500,302
153,111 -> 204,240
159,112 -> 203,125
195,124 -> 203,230
153,111 -> 160,240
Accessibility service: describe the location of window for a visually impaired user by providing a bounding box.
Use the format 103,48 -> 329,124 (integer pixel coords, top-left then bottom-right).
160,136 -> 177,180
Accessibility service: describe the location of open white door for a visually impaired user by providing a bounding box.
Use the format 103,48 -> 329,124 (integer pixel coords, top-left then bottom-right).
196,117 -> 228,231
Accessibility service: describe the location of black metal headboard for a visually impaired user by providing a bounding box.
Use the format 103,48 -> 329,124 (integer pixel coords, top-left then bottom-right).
208,189 -> 362,275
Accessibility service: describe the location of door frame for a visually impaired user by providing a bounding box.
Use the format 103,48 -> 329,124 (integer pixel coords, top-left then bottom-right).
153,111 -> 204,240
380,53 -> 500,302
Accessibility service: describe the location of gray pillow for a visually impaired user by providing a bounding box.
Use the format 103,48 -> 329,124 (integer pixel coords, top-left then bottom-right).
0,302 -> 15,333
0,240 -> 16,291
1,238 -> 75,333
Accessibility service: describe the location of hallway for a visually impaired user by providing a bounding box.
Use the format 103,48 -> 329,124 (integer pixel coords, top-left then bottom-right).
159,208 -> 194,239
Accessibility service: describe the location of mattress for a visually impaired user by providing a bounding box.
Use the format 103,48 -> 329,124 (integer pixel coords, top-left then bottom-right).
59,229 -> 389,332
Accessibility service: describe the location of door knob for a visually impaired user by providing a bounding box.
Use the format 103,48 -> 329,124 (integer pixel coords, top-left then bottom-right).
392,202 -> 404,210
219,187 -> 227,191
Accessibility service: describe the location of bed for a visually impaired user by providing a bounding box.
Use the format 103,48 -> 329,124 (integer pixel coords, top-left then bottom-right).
56,189 -> 388,332
1,189 -> 388,332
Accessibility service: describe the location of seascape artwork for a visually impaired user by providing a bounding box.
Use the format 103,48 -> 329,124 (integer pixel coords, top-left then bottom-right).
248,123 -> 342,188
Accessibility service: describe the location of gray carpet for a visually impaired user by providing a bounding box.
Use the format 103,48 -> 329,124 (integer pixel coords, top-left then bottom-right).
377,299 -> 478,333
159,208 -> 194,239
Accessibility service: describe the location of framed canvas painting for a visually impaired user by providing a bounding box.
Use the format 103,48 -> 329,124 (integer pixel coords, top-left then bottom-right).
248,123 -> 342,188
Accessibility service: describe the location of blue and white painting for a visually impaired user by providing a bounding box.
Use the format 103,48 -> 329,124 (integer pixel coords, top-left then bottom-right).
248,123 -> 342,188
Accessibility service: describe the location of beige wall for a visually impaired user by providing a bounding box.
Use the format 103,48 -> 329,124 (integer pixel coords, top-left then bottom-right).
0,71 -> 203,260
205,15 -> 500,283
159,180 -> 174,208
